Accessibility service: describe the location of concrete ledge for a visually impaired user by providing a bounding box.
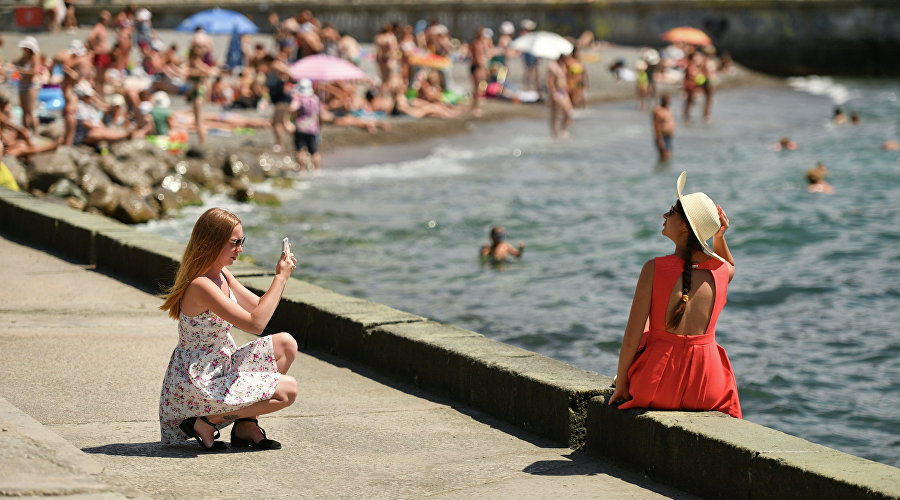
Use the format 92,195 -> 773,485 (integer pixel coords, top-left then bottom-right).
586,397 -> 900,499
3,188 -> 899,498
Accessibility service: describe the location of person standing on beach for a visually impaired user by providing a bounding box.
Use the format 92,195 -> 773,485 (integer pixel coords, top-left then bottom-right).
86,10 -> 111,92
290,78 -> 322,170
547,54 -> 572,139
52,39 -> 92,145
13,37 -> 43,134
186,45 -> 218,146
159,208 -> 299,451
374,24 -> 398,93
653,93 -> 675,162
608,171 -> 741,419
469,27 -> 490,117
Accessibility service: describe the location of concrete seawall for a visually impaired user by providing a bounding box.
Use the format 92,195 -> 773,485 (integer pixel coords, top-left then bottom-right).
2,187 -> 899,499
2,0 -> 897,75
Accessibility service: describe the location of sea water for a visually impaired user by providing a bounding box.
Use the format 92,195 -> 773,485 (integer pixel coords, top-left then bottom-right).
140,78 -> 900,467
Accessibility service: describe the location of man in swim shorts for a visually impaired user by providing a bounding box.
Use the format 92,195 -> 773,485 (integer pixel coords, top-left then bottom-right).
87,11 -> 112,90
653,93 -> 675,162
546,54 -> 572,139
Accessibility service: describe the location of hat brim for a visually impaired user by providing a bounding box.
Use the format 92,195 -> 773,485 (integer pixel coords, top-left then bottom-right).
676,171 -> 726,263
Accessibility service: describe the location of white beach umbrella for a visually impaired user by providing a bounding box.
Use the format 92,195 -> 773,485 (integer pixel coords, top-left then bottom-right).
510,31 -> 574,59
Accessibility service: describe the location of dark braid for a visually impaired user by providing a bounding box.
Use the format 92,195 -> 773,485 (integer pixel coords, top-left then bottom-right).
667,205 -> 703,330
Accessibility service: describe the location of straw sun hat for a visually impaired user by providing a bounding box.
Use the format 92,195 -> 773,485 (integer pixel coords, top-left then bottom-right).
676,171 -> 725,263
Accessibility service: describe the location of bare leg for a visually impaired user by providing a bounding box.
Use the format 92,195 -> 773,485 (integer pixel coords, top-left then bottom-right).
703,85 -> 714,123
191,375 -> 298,447
193,95 -> 206,145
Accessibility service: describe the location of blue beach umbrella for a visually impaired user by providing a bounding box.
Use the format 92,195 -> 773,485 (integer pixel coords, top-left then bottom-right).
176,8 -> 258,35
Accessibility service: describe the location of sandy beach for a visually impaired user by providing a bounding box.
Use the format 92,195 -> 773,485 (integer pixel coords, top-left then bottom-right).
0,29 -> 782,157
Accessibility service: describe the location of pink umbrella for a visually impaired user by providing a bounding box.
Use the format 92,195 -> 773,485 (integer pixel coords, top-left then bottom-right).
288,54 -> 370,82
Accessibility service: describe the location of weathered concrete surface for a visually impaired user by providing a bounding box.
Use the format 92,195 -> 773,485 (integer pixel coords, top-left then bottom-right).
587,397 -> 900,499
2,188 -> 900,499
0,233 -> 687,499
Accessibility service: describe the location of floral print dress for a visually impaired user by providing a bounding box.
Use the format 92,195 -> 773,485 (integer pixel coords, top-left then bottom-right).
159,285 -> 281,444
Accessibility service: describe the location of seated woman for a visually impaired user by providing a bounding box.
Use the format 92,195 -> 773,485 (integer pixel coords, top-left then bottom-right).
0,93 -> 60,158
609,171 -> 741,419
72,81 -> 136,147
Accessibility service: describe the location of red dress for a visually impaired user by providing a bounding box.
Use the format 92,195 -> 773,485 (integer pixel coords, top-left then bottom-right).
618,255 -> 742,418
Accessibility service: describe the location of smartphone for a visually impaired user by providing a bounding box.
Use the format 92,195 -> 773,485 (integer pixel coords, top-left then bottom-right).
282,237 -> 290,256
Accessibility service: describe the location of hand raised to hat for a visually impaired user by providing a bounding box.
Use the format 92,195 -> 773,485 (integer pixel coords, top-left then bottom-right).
714,205 -> 729,239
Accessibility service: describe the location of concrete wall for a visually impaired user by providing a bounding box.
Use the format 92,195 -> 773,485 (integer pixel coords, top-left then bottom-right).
3,0 -> 897,75
2,187 -> 899,499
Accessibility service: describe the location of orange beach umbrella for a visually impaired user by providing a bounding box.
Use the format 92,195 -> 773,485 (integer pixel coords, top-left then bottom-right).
660,26 -> 712,46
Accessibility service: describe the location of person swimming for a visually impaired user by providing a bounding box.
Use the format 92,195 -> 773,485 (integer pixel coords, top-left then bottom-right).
480,226 -> 524,262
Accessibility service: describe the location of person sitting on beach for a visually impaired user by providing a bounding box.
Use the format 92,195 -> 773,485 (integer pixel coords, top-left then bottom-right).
159,208 -> 299,451
0,94 -> 60,159
71,81 -> 139,147
480,226 -> 524,262
772,136 -> 797,151
806,162 -> 834,194
609,171 -> 741,419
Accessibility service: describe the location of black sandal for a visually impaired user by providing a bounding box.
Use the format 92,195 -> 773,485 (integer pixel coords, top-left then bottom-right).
230,418 -> 282,450
179,416 -> 227,452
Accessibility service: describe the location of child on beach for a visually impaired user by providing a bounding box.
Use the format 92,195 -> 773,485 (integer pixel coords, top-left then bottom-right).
608,171 -> 741,419
159,208 -> 299,451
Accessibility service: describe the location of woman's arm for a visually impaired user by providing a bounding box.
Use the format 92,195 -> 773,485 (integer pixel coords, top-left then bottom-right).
222,267 -> 261,311
608,259 -> 654,405
713,205 -> 735,282
187,254 -> 296,335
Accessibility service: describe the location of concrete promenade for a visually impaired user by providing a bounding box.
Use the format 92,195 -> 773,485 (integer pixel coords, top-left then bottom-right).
0,233 -> 688,498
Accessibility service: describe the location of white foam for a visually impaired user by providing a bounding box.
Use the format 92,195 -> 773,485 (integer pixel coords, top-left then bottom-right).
787,76 -> 856,105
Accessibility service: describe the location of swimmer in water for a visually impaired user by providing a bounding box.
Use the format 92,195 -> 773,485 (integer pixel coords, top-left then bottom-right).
806,162 -> 834,194
772,136 -> 797,151
481,226 -> 524,262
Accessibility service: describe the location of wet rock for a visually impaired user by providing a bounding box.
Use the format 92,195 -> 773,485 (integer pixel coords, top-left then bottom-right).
77,162 -> 113,196
182,158 -> 226,191
99,155 -> 154,188
233,187 -> 280,206
27,147 -> 79,192
49,178 -> 88,206
151,186 -> 182,214
159,173 -> 203,207
88,182 -> 126,216
2,155 -> 28,191
113,190 -> 158,224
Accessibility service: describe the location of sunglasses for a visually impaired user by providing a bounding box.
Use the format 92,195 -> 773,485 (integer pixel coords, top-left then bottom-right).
666,203 -> 685,218
230,237 -> 246,248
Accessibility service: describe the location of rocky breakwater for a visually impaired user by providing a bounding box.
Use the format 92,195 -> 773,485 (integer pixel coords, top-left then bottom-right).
4,142 -> 301,224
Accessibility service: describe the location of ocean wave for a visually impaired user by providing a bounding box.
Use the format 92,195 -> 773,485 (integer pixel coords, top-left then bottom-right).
786,76 -> 856,105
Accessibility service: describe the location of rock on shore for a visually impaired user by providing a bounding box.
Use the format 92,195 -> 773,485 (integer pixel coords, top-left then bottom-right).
9,141 -> 300,224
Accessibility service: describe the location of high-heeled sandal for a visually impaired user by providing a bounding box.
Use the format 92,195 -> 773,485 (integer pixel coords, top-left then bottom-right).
230,418 -> 282,450
179,416 -> 227,452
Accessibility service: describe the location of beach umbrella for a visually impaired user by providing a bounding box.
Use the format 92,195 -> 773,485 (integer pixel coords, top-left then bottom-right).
660,27 -> 712,46
288,54 -> 370,82
509,31 -> 574,60
176,8 -> 258,35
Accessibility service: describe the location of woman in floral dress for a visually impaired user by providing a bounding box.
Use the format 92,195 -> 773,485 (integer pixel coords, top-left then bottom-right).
159,208 -> 299,451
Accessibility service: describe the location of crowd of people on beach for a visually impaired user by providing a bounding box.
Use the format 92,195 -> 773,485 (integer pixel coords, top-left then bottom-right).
0,7 -> 611,172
